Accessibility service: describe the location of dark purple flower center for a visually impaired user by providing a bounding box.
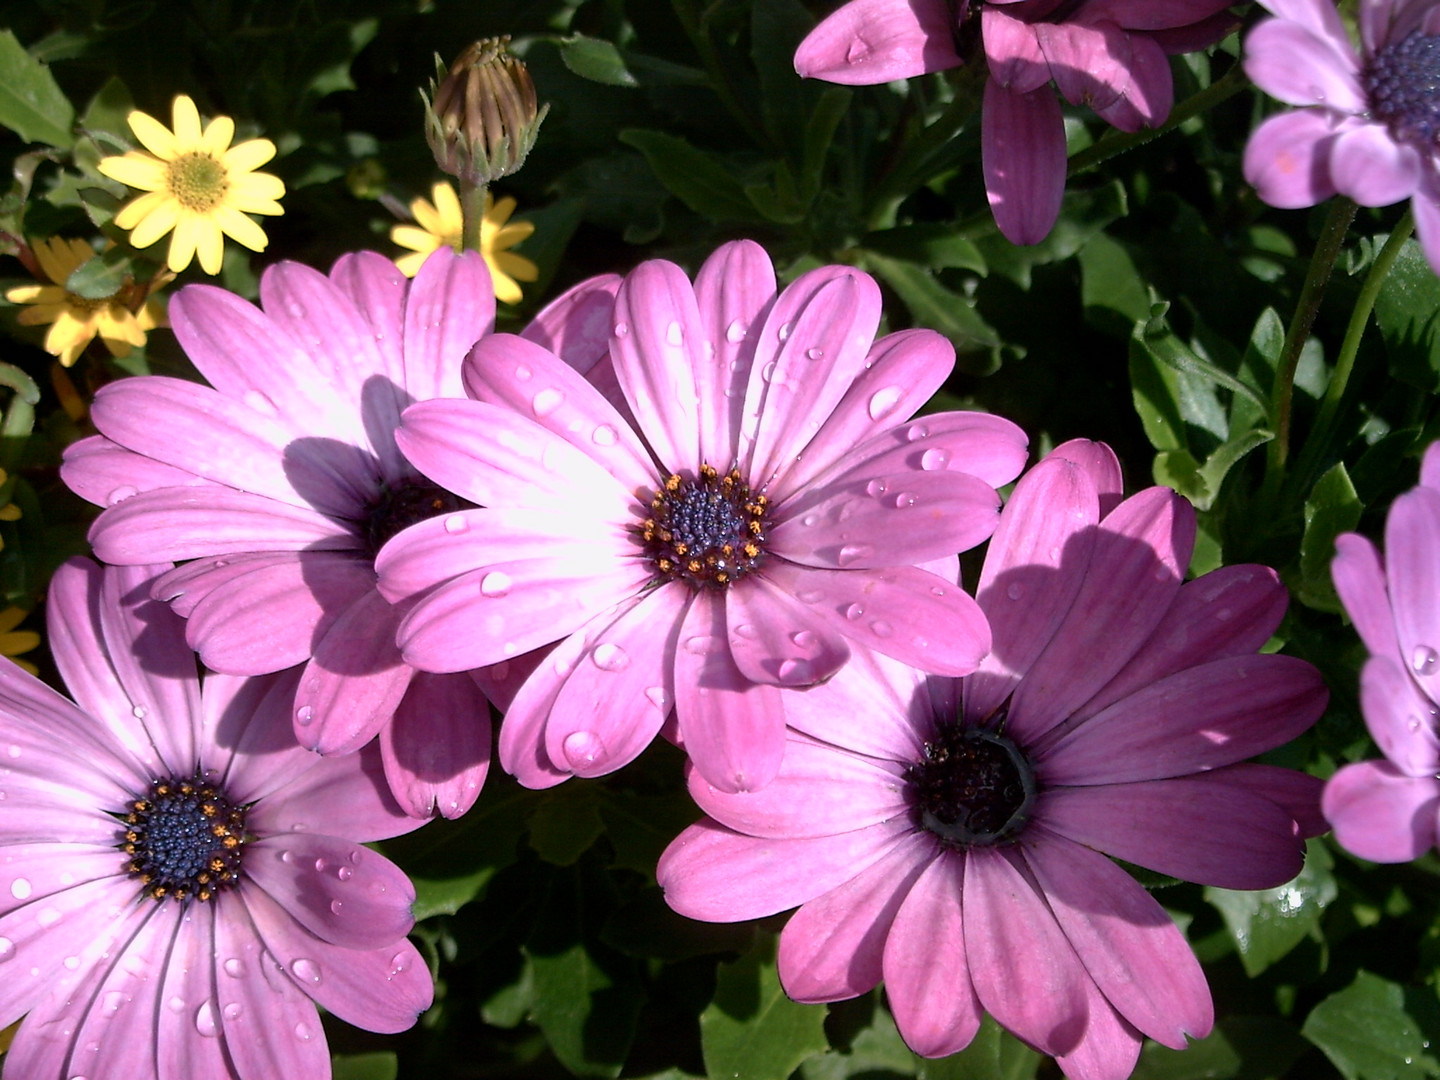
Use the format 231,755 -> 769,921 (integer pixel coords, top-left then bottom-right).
906,725 -> 1036,848
365,481 -> 474,555
1365,30 -> 1440,147
642,464 -> 769,589
119,774 -> 247,903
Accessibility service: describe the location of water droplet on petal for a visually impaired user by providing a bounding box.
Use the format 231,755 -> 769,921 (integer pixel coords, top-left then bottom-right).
644,686 -> 671,710
683,634 -> 720,655
592,424 -> 618,446
846,38 -> 871,63
490,660 -> 511,682
613,321 -> 629,338
777,658 -> 812,683
131,704 -> 148,720
480,571 -> 512,598
866,479 -> 888,498
223,958 -> 244,978
591,642 -> 630,671
920,448 -> 951,471
194,1000 -> 219,1038
294,705 -> 314,727
761,362 -> 778,383
63,955 -> 80,970
837,543 -> 873,566
290,958 -> 321,985
867,386 -> 903,421
801,513 -> 819,527
893,492 -> 917,508
725,319 -> 746,344
562,731 -> 603,768
666,321 -> 685,347
5,745 -> 18,758
532,388 -> 565,417
10,878 -> 31,900
906,422 -> 930,442
329,899 -> 343,915
280,850 -> 294,864
870,619 -> 894,638
1006,583 -> 1025,601
930,585 -> 946,597
294,1021 -> 315,1042
337,866 -> 354,881
795,588 -> 825,604
805,347 -> 824,360
732,623 -> 758,640
223,1002 -> 243,1022
0,938 -> 15,962
791,630 -> 816,649
845,603 -> 865,621
107,486 -> 138,506
389,952 -> 411,977
102,991 -> 128,1015
514,364 -> 533,382
1414,645 -> 1439,676
777,321 -> 793,342
313,857 -> 327,872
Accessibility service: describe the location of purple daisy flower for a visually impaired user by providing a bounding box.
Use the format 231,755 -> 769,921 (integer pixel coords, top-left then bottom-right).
1243,0 -> 1440,272
794,0 -> 1237,244
1325,441 -> 1440,860
376,239 -> 1028,793
61,249 -> 511,818
0,558 -> 430,1080
658,441 -> 1327,1080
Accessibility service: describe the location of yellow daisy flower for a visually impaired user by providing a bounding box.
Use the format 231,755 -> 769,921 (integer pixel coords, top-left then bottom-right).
391,182 -> 538,304
98,94 -> 285,276
5,238 -> 163,367
0,606 -> 40,677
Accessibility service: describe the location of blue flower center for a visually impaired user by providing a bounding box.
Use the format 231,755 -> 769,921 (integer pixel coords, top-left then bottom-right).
642,465 -> 769,589
366,480 -> 474,555
906,725 -> 1036,848
1365,30 -> 1440,147
119,775 -> 247,903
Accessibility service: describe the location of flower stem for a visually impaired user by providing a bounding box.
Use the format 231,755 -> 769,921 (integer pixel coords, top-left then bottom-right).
460,180 -> 488,253
1261,196 -> 1356,500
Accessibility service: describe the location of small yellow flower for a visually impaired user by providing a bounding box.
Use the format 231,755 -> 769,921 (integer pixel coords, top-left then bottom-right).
391,182 -> 538,304
5,238 -> 163,367
0,606 -> 40,677
98,94 -> 285,275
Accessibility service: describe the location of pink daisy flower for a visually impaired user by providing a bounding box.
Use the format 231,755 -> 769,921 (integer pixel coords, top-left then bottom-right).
794,0 -> 1237,244
0,558 -> 431,1080
62,249 -> 511,818
1325,441 -> 1440,860
1244,0 -> 1440,273
658,441 -> 1328,1080
376,239 -> 1028,794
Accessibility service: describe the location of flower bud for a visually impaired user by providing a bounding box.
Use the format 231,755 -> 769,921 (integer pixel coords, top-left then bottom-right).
423,37 -> 548,186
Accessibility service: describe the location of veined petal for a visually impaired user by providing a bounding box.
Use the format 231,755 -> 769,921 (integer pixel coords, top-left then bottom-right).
249,742 -> 416,843
982,81 -> 1067,245
1332,532 -> 1400,659
1330,123 -> 1420,206
98,151 -> 168,190
983,7 -> 1052,92
793,0 -> 961,84
1243,110 -> 1344,209
1387,486 -> 1440,701
401,247 -> 494,401
520,273 -> 622,373
295,592 -> 412,755
381,671 -> 493,819
1243,17 -> 1364,111
1322,760 -> 1440,862
726,574 -> 850,686
1036,19 -> 1130,111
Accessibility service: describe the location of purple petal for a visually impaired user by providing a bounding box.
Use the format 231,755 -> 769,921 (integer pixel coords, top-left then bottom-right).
0,845 -> 131,920
521,272 -> 623,374
401,247 -> 494,401
793,0 -> 961,84
1386,488 -> 1440,704
726,574 -> 850,686
883,852 -> 983,1058
1094,32 -> 1172,131
982,81 -> 1068,245
1081,0 -> 1234,31
769,561 -> 990,676
1330,123 -> 1420,206
609,259 -> 707,474
1412,182 -> 1440,278
1036,19 -> 1130,111
496,631 -> 588,789
963,848 -> 1090,1056
1242,17 -> 1364,111
1322,759 -> 1440,862
688,730 -> 910,838
1332,532 -> 1400,659
155,900 -> 233,1080
1359,654 -> 1440,776
381,671 -> 492,819
1052,977 -> 1144,1080
1041,654 -> 1327,785
692,239 -> 778,465
674,590 -> 788,792
1243,110 -> 1344,209
201,670 -> 333,807
983,7 -> 1052,92
1047,439 -> 1123,515
464,333 -> 656,493
1423,441 -> 1440,491
250,742 -> 418,843
329,251 -> 407,379
1042,776 -> 1307,889
657,819 -> 904,922
1022,829 -> 1212,1047
1206,763 -> 1327,838
778,833 -> 932,1001
244,834 -> 414,949
61,434 -> 211,506
781,645 -> 936,762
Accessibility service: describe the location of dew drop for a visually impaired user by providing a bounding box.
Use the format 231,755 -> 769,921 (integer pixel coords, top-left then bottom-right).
1215,607 -> 1234,622
837,543 -> 873,566
102,991 -> 128,1016
613,321 -> 629,338
131,704 -> 148,720
329,900 -> 343,915
294,1021 -> 315,1042
337,866 -> 354,881
725,319 -> 746,344
166,996 -> 185,1014
107,486 -> 138,506
563,730 -> 603,768
10,878 -> 30,900
893,492 -> 917,509
867,386 -> 903,421
666,321 -> 685,346
223,958 -> 244,979
777,658 -> 812,683
683,634 -> 719,655
846,39 -> 871,63
490,660 -> 511,682
644,686 -> 671,710
761,361 -> 778,383
1413,645 -> 1439,676
791,630 -> 817,649
5,745 -> 18,758
845,603 -> 865,621
870,619 -> 894,638
532,388 -> 565,417
389,952 -> 411,976
0,938 -> 15,962
930,585 -> 946,597
795,588 -> 825,604
591,642 -> 630,671
480,571 -> 513,598
777,321 -> 793,342
223,1002 -> 243,1022
290,958 -> 321,985
1006,583 -> 1025,601
194,1000 -> 218,1038
920,448 -> 951,471
591,424 -> 618,446
906,422 -> 930,442
805,347 -> 824,361
280,850 -> 295,864
63,955 -> 80,970
313,857 -> 327,873
866,479 -> 888,498
732,623 -> 759,640
294,705 -> 314,727
801,513 -> 819,527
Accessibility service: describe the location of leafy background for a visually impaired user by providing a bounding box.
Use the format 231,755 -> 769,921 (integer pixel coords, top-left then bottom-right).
2,0 -> 1439,1077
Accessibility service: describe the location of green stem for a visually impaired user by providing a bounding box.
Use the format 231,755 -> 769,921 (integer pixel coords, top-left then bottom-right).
1261,197 -> 1356,501
1067,59 -> 1250,177
460,180 -> 488,253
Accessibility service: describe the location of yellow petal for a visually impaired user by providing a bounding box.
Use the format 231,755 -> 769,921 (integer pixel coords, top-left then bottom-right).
229,170 -> 286,206
222,137 -> 277,174
5,284 -> 61,305
495,251 -> 539,283
409,197 -> 445,237
45,310 -> 97,365
210,206 -> 268,253
128,108 -> 179,160
127,197 -> 183,250
16,301 -> 73,326
0,631 -> 41,656
138,297 -> 166,332
33,238 -> 88,284
171,95 -> 203,146
393,251 -> 427,278
493,219 -> 536,248
0,608 -> 26,634
487,194 -> 518,225
433,182 -> 464,229
98,152 -> 167,192
486,261 -> 524,305
193,218 -> 227,275
167,216 -> 201,273
98,306 -> 148,348
390,225 -> 442,255
115,190 -> 173,234
200,115 -> 236,156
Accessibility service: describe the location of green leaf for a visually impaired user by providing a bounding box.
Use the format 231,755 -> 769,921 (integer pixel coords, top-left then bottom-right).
1138,304 -> 1267,415
1302,970 -> 1440,1080
330,1052 -> 397,1080
64,246 -> 129,300
1131,1016 -> 1309,1080
0,30 -> 75,148
528,784 -> 604,866
620,129 -> 768,224
561,36 -> 641,87
1375,236 -> 1440,393
801,998 -> 915,1080
915,1015 -> 1040,1080
1079,232 -> 1151,336
1129,330 -> 1188,453
1297,462 -> 1363,612
861,252 -> 1002,374
701,935 -> 831,1080
1204,840 -> 1336,977
862,226 -> 987,275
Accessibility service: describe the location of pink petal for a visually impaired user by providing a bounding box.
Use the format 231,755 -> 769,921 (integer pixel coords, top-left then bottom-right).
674,590 -> 788,792
793,0 -> 961,84
242,883 -> 432,1033
692,239 -> 778,465
1007,487 -> 1193,745
781,644 -> 936,762
963,848 -> 1090,1057
1423,441 -> 1440,491
244,834 -> 414,949
1243,109 -> 1343,209
983,81 -> 1068,245
1094,31 -> 1172,131
497,628 -> 593,789
248,742 -> 417,844
1412,181 -> 1440,279
521,272 -> 623,373
1332,532 -> 1400,659
1359,654 -> 1440,777
401,247 -> 495,401
688,730 -> 910,838
1322,759 -> 1440,862
1330,123 -> 1421,206
1042,777 -> 1307,889
1036,19 -> 1130,111
769,561 -> 991,676
381,671 -> 493,819
1081,0 -> 1235,31
464,333 -> 656,492
154,900 -> 233,1080
1047,439 -> 1123,516
609,259 -> 708,474
200,670 -> 331,807
1242,17 -> 1364,111
1205,763 -> 1327,838
1040,654 -> 1327,785
329,251 -> 407,381
657,819 -> 904,922
1022,830 -> 1212,1047
883,852 -> 983,1058
742,267 -> 883,489
778,833 -> 932,1001
1052,977 -> 1144,1080
983,7 -> 1052,92
61,434 -> 212,506
1387,486 -> 1440,699
0,845 -> 131,919
726,574 -> 850,686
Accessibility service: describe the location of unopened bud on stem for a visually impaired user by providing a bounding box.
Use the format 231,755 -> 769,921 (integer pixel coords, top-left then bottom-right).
423,37 -> 547,187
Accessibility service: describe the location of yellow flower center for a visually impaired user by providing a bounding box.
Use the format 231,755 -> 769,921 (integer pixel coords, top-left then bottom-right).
166,152 -> 229,213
